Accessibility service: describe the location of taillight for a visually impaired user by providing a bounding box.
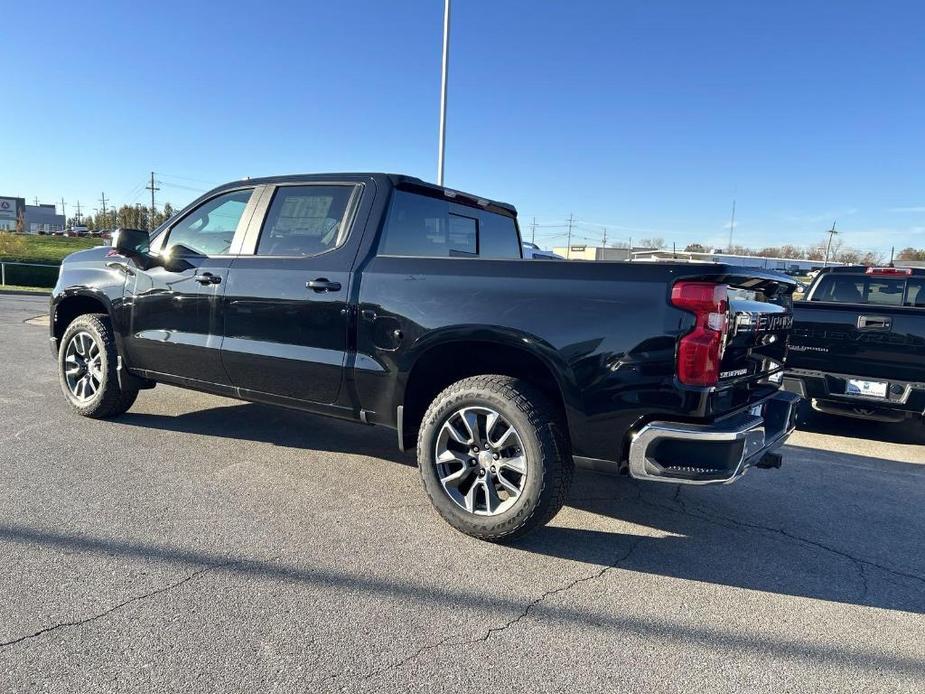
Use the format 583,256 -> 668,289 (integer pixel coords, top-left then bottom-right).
865,267 -> 912,276
671,281 -> 729,387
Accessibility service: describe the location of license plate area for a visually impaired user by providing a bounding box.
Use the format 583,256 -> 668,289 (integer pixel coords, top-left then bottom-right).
846,379 -> 888,398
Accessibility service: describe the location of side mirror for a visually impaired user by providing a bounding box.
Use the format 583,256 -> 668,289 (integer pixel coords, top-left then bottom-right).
114,227 -> 150,258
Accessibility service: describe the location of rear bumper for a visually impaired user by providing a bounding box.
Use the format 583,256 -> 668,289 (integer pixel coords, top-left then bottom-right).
783,368 -> 925,417
628,391 -> 800,485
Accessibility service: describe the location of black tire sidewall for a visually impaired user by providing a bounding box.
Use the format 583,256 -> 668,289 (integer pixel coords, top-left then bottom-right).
418,379 -> 560,539
57,314 -> 125,417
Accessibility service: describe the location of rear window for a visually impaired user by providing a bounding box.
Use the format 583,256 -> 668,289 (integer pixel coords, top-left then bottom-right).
378,190 -> 521,259
811,274 -> 923,306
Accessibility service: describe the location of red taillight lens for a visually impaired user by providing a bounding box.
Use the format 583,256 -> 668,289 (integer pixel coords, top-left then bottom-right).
671,281 -> 729,387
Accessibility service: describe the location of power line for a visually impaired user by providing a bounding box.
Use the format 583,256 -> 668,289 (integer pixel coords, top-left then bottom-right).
156,172 -> 220,185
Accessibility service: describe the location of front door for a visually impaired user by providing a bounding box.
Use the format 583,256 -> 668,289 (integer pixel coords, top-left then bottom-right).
124,187 -> 256,385
221,183 -> 360,404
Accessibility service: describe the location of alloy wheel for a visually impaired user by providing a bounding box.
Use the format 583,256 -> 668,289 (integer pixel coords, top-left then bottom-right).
434,406 -> 527,515
64,331 -> 103,401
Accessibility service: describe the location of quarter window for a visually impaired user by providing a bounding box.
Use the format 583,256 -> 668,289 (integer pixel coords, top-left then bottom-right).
256,185 -> 355,256
378,190 -> 521,259
164,189 -> 253,256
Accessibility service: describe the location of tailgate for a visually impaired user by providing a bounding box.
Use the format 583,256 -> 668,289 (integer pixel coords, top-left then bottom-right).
719,280 -> 793,387
790,302 -> 925,383
672,267 -> 795,419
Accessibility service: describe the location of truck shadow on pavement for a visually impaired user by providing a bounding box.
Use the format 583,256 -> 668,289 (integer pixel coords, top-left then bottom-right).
1,520 -> 924,676
521,469 -> 925,616
110,403 -> 925,616
116,402 -> 416,466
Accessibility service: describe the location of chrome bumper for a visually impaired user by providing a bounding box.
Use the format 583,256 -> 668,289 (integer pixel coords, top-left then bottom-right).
628,391 -> 801,485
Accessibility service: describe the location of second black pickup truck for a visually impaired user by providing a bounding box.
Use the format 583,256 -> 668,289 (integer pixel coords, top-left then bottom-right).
50,173 -> 799,540
785,265 -> 925,431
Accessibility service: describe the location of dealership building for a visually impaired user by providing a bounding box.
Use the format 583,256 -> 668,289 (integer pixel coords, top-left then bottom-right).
0,196 -> 66,233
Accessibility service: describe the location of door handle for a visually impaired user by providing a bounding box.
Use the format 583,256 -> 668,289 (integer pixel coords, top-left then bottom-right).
307,278 -> 342,293
857,315 -> 891,330
194,272 -> 222,285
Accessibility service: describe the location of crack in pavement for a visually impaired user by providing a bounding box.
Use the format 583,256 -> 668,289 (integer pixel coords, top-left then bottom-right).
343,534 -> 646,685
0,560 -> 234,650
629,487 -> 925,591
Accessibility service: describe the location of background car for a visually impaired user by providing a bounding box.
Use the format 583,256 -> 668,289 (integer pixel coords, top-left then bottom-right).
521,241 -> 563,260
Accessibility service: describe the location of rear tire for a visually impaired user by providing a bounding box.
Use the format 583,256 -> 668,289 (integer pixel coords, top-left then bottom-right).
58,313 -> 138,418
417,375 -> 573,542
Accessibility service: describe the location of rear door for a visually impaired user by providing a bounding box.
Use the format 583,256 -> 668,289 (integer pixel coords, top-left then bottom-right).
220,182 -> 364,405
791,271 -> 925,382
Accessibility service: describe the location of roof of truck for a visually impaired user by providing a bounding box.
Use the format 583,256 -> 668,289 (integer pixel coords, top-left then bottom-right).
218,172 -> 518,216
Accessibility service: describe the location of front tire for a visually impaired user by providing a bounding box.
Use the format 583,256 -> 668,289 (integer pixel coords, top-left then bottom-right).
58,313 -> 138,418
417,375 -> 573,542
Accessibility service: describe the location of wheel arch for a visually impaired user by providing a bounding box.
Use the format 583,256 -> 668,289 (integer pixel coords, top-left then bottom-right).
51,289 -> 115,346
397,328 -> 580,451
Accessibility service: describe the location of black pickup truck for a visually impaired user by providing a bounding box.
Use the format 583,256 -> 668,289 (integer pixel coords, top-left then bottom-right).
50,173 -> 799,540
784,265 -> 925,430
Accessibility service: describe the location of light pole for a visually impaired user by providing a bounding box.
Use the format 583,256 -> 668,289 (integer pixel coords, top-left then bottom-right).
437,0 -> 451,187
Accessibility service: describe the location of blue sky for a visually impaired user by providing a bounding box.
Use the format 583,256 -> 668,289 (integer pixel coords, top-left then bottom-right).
2,0 -> 923,254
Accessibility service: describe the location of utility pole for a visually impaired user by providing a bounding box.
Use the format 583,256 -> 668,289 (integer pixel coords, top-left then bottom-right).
822,220 -> 838,268
436,0 -> 451,186
601,227 -> 608,247
530,216 -> 537,244
33,196 -> 39,206
59,197 -> 67,225
98,192 -> 109,229
727,199 -> 736,252
889,246 -> 895,267
74,200 -> 82,225
566,213 -> 574,259
146,171 -> 160,231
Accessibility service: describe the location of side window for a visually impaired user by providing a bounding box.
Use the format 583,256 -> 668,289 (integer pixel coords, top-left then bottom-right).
378,190 -> 520,258
256,185 -> 355,256
479,212 -> 521,259
165,189 -> 253,256
811,276 -> 864,303
905,279 -> 925,307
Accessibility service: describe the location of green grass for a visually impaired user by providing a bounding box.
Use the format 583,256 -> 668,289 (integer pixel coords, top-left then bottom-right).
0,284 -> 50,293
0,234 -> 104,264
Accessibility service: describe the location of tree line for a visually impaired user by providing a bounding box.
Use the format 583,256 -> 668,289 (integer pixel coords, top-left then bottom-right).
626,236 -> 888,265
66,203 -> 177,231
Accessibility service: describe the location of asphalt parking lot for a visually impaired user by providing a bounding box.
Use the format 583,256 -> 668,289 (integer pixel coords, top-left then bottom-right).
1,293 -> 923,693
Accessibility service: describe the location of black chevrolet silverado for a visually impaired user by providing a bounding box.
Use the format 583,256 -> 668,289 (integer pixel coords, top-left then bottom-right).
784,265 -> 925,430
50,173 -> 799,540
